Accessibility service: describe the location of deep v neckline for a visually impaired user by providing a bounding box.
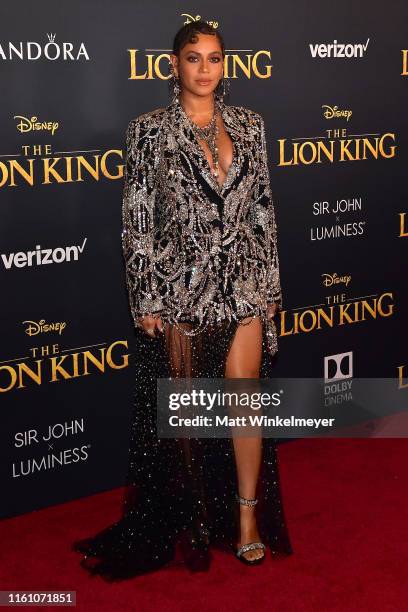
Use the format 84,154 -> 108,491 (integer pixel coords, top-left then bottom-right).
178,99 -> 237,194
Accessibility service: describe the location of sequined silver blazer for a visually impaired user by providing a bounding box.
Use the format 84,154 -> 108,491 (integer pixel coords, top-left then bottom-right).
121,96 -> 282,354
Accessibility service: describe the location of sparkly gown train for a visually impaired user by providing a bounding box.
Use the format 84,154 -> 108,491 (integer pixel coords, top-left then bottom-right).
72,317 -> 293,580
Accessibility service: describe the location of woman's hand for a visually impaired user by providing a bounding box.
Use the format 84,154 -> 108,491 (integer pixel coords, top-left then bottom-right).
266,302 -> 278,320
137,315 -> 164,337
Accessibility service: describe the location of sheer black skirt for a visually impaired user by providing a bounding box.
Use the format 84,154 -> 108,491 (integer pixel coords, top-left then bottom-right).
72,317 -> 293,580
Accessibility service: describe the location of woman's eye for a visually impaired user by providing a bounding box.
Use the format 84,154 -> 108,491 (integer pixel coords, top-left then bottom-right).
186,56 -> 221,63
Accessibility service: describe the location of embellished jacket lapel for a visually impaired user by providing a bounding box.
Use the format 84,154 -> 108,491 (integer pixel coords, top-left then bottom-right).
164,98 -> 250,199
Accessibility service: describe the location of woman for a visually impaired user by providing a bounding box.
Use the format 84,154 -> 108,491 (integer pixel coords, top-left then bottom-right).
73,20 -> 293,579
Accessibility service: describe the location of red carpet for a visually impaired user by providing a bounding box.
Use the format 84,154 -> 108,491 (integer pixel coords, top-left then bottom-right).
1,438 -> 407,611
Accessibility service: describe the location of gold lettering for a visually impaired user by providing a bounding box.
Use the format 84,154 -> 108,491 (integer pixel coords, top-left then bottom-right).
100,150 -> 124,180
279,134 -> 397,166
76,156 -> 99,181
401,50 -> 408,76
128,49 -> 148,80
18,361 -> 42,388
50,355 -> 72,381
251,50 -> 272,79
0,339 -> 130,392
43,157 -> 65,184
278,292 -> 394,336
397,365 -> 408,389
106,340 -> 130,369
0,159 -> 35,187
0,365 -> 17,392
399,212 -> 408,237
82,350 -> 105,375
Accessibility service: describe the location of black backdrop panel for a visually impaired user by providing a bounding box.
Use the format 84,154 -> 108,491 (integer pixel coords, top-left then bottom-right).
1,1 -> 407,518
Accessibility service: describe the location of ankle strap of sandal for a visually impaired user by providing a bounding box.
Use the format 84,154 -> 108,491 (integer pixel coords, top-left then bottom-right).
235,492 -> 258,506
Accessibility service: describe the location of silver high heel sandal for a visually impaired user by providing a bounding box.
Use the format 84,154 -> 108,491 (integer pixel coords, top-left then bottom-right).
233,493 -> 266,565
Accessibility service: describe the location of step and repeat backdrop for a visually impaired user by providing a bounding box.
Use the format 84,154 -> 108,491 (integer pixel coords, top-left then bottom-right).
1,1 -> 407,518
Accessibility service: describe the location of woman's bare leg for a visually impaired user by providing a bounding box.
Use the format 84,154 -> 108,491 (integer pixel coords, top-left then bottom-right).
225,316 -> 264,561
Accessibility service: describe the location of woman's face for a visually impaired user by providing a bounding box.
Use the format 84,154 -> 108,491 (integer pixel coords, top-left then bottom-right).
170,33 -> 224,99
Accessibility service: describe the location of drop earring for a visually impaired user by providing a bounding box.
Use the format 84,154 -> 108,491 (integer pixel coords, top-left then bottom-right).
215,76 -> 230,103
168,61 -> 180,102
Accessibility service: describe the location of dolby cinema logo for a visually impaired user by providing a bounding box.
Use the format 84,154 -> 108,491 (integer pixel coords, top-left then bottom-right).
324,351 -> 353,382
324,352 -> 354,406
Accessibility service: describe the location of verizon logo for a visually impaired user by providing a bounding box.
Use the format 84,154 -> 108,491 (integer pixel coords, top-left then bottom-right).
309,38 -> 370,58
1,238 -> 87,269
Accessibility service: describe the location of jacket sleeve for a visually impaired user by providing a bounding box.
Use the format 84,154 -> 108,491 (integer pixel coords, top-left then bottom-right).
121,117 -> 164,326
252,113 -> 283,311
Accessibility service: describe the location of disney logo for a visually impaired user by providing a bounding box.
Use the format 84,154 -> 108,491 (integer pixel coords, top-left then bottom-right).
182,14 -> 219,28
14,115 -> 59,135
322,105 -> 352,122
322,273 -> 351,287
23,319 -> 67,336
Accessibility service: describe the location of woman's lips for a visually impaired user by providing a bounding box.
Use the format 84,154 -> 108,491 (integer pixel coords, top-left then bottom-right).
196,80 -> 212,85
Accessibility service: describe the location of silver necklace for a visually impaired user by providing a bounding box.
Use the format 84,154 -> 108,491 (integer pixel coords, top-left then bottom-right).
185,102 -> 220,181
